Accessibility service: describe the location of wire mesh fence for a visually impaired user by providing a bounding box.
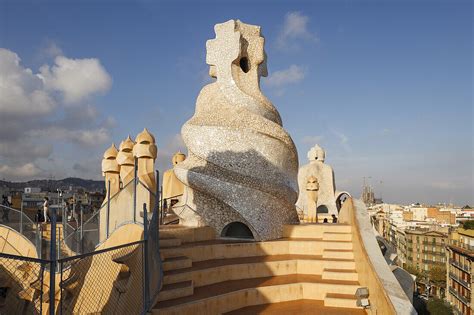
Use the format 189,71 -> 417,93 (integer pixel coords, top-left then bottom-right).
58,241 -> 145,315
0,253 -> 47,315
0,205 -> 41,255
0,168 -> 164,314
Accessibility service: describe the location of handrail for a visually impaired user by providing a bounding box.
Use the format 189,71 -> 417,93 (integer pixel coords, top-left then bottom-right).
62,179 -> 136,244
0,204 -> 36,225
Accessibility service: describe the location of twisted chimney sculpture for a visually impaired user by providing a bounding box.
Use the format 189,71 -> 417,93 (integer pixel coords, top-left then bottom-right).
174,20 -> 299,241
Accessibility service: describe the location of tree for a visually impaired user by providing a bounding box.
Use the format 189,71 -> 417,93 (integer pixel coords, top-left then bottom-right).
462,220 -> 474,230
428,265 -> 447,287
406,264 -> 422,278
426,298 -> 453,315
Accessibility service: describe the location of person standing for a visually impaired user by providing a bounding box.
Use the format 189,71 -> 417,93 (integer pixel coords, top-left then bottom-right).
331,214 -> 338,223
43,197 -> 49,222
1,195 -> 10,223
73,199 -> 81,228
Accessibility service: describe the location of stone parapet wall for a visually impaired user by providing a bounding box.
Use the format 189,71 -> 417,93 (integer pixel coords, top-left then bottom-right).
339,198 -> 417,315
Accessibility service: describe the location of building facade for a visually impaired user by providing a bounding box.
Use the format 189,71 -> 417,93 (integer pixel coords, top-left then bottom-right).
447,228 -> 473,315
405,229 -> 448,297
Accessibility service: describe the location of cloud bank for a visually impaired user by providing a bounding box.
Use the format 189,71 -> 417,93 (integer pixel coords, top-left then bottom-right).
0,47 -> 114,181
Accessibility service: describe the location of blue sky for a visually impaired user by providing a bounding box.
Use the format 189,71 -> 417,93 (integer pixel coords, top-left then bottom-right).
0,0 -> 472,205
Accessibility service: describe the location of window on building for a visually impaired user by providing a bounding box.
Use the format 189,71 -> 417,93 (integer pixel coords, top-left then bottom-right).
425,264 -> 429,271
432,237 -> 436,243
432,256 -> 436,262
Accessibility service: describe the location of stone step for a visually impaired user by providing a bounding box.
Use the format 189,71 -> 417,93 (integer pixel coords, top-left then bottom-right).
283,224 -> 351,239
162,255 -> 356,286
162,256 -> 192,272
324,293 -> 360,309
160,238 -> 354,263
322,232 -> 352,242
224,299 -> 367,315
322,250 -> 354,260
157,280 -> 194,302
322,269 -> 359,281
159,238 -> 182,248
160,247 -> 184,260
154,274 -> 361,314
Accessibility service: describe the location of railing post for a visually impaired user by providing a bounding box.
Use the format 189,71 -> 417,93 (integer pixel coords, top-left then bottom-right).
155,170 -> 160,231
106,180 -> 111,238
143,203 -> 150,311
59,261 -> 63,315
133,157 -> 138,223
20,201 -> 23,234
160,185 -> 164,225
80,206 -> 84,253
49,207 -> 57,315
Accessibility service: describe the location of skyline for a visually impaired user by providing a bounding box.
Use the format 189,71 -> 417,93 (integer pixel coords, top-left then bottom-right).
0,0 -> 472,205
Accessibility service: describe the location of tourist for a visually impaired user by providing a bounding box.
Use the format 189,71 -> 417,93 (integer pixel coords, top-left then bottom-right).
43,197 -> 49,222
1,195 -> 10,223
73,200 -> 81,228
332,214 -> 338,223
35,209 -> 44,224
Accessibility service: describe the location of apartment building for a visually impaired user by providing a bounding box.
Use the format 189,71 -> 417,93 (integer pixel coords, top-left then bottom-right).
405,229 -> 448,297
447,228 -> 473,315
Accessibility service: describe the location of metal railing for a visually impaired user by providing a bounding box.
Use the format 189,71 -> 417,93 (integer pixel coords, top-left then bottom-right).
0,204 -> 43,257
0,166 -> 166,314
0,199 -> 162,314
450,258 -> 471,273
450,240 -> 474,252
449,272 -> 471,289
449,286 -> 471,305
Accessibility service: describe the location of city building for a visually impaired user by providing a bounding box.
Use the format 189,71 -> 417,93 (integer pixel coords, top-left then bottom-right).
405,228 -> 449,297
447,227 -> 473,315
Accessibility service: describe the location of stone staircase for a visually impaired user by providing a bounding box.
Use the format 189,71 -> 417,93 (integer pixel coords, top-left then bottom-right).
153,224 -> 366,315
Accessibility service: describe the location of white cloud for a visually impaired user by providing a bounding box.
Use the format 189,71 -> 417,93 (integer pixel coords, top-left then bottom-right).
41,40 -> 63,58
0,163 -> 43,180
277,12 -> 319,50
265,65 -> 305,88
0,47 -> 114,181
39,55 -> 112,104
0,49 -> 56,116
29,127 -> 111,147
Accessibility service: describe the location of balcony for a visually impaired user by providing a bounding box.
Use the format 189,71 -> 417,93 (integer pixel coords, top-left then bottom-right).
423,250 -> 446,256
449,272 -> 471,290
450,258 -> 471,273
449,287 -> 471,306
450,240 -> 474,252
422,259 -> 444,265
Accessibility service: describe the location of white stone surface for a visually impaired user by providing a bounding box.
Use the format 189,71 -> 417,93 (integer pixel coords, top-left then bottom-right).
173,19 -> 299,241
296,145 -> 338,217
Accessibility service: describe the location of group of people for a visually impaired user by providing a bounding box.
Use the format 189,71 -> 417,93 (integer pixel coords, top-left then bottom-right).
322,214 -> 338,223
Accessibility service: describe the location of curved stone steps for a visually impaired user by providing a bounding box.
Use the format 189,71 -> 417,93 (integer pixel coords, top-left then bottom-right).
160,238 -> 354,262
163,254 -> 356,286
153,274 -> 362,314
224,299 -> 366,315
162,256 -> 192,271
157,280 -> 194,302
